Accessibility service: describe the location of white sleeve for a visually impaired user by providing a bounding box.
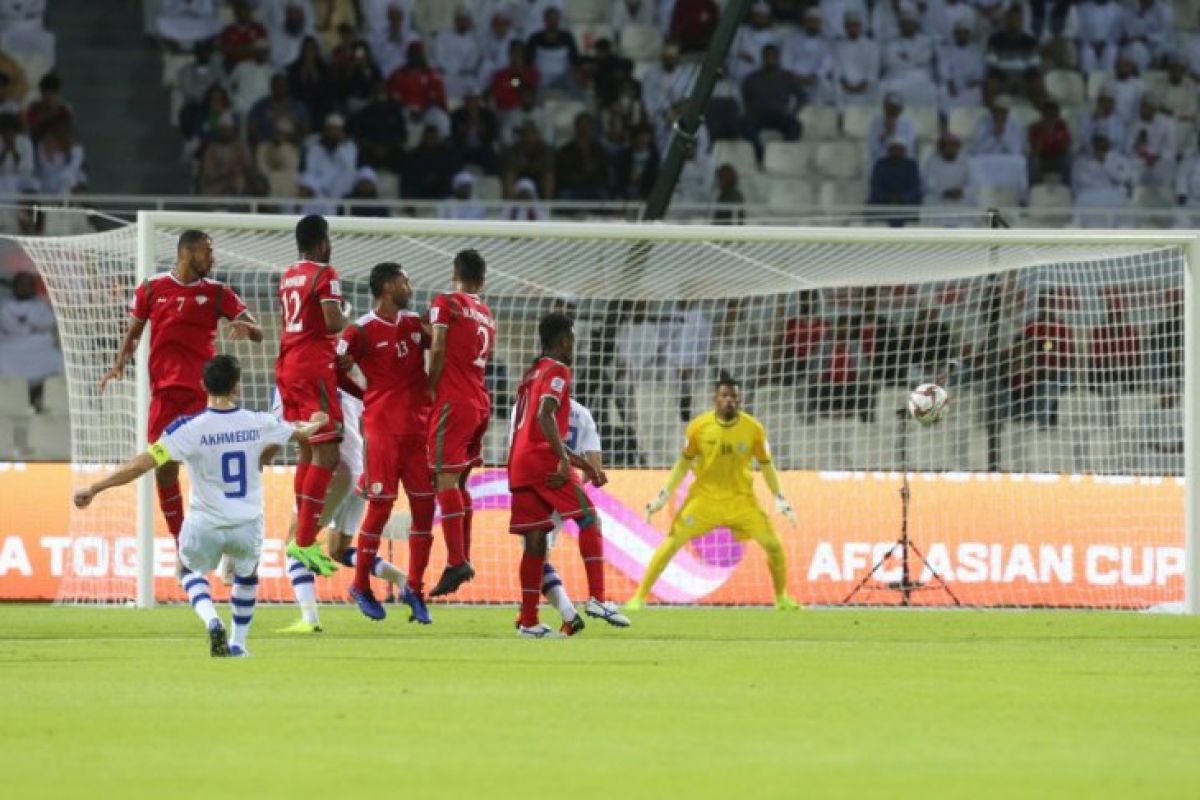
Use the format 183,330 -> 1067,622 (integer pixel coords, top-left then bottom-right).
156,418 -> 198,462
269,387 -> 283,419
574,401 -> 602,454
259,412 -> 296,447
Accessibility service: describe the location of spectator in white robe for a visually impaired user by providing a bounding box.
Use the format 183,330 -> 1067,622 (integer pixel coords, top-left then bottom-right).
1180,8 -> 1200,83
478,9 -> 517,84
1124,92 -> 1176,187
1111,53 -> 1146,121
881,5 -> 937,107
642,40 -> 697,120
433,5 -> 482,103
782,8 -> 833,102
1161,53 -> 1197,125
613,0 -> 655,32
923,0 -> 977,45
303,113 -> 357,199
936,19 -> 985,112
356,0 -> 413,36
832,10 -> 880,107
1068,0 -> 1124,74
268,1 -> 314,70
439,170 -> 488,219
969,94 -> 1023,156
1078,86 -> 1126,154
0,271 -> 62,390
1173,131 -> 1200,208
870,0 -> 904,41
229,38 -> 274,116
260,0 -> 316,35
819,0 -> 867,40
369,3 -> 419,78
508,0 -> 564,39
505,175 -> 550,220
1120,0 -> 1172,72
728,2 -> 780,86
156,0 -> 222,52
1072,131 -> 1134,226
867,92 -> 916,165
922,132 -> 974,224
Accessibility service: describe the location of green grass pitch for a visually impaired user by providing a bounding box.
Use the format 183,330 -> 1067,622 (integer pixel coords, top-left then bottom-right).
1,604 -> 1197,799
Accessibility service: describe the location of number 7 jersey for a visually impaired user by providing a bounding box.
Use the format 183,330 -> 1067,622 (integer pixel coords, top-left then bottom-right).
429,290 -> 496,412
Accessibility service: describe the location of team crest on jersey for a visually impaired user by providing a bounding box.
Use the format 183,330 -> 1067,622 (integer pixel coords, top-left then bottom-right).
371,482 -> 383,496
550,377 -> 565,392
411,332 -> 421,343
196,296 -> 207,305
737,442 -> 749,454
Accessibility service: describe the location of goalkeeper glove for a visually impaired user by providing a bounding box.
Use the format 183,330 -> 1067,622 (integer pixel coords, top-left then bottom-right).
645,489 -> 669,522
774,493 -> 797,524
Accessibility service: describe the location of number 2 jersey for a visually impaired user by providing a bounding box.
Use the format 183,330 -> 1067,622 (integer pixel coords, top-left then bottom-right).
149,407 -> 296,528
277,259 -> 343,375
508,356 -> 572,490
339,309 -> 430,434
429,291 -> 495,413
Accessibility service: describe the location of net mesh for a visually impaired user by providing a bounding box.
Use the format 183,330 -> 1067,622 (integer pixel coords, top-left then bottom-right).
12,218 -> 1189,608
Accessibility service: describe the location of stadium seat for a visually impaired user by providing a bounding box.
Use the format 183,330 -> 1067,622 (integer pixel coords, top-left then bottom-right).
0,376 -> 32,416
813,141 -> 862,179
1132,185 -> 1175,227
477,175 -> 502,202
41,375 -> 68,415
817,178 -> 865,209
27,414 -> 69,460
766,177 -> 816,209
762,140 -> 812,177
976,184 -> 1019,208
565,0 -> 606,24
619,24 -> 663,61
909,105 -> 939,144
1143,69 -> 1168,97
572,22 -> 613,54
1011,102 -> 1039,133
711,140 -> 758,176
0,416 -> 15,460
798,105 -> 838,140
947,106 -> 986,141
413,0 -> 454,33
1044,70 -> 1086,106
1086,70 -> 1113,101
1027,183 -> 1073,227
841,105 -> 874,140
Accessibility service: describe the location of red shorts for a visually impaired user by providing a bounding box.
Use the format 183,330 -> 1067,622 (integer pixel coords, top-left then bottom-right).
278,370 -> 343,444
360,429 -> 433,502
427,401 -> 489,472
148,387 -> 207,441
509,482 -> 593,534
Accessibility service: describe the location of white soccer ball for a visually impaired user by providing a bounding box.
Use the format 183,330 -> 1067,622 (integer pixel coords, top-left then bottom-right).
907,383 -> 949,426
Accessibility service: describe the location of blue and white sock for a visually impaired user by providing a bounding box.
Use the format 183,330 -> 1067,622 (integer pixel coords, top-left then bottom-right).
542,562 -> 576,622
230,573 -> 258,649
341,546 -> 405,586
180,568 -> 219,628
287,557 -> 320,626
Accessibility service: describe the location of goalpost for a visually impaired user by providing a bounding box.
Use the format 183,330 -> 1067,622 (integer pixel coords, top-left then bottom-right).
13,212 -> 1200,613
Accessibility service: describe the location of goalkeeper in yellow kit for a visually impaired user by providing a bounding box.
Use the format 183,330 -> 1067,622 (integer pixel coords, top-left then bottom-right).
625,373 -> 800,611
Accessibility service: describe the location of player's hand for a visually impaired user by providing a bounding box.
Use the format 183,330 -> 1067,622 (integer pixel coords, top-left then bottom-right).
227,319 -> 256,340
73,488 -> 95,509
774,494 -> 798,524
98,364 -> 123,393
582,462 -> 608,488
645,488 -> 668,522
547,457 -> 570,488
336,352 -> 354,372
309,411 -> 329,428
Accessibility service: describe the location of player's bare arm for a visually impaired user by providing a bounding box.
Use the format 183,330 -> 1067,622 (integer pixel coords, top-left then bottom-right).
426,324 -> 448,404
99,317 -> 146,392
73,451 -> 157,508
321,299 -> 348,334
226,310 -> 264,342
537,395 -> 574,488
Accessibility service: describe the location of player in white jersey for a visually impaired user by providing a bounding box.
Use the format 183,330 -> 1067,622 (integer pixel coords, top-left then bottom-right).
74,355 -> 327,657
509,398 -> 631,634
271,385 -> 411,633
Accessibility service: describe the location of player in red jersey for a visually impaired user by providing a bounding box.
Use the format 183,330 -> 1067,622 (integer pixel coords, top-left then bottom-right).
276,214 -> 349,577
508,312 -> 607,637
336,262 -> 434,623
425,249 -> 496,598
100,229 -> 262,542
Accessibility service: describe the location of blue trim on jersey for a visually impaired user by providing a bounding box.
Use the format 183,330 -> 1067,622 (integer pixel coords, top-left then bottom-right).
164,414 -> 200,435
204,406 -> 241,415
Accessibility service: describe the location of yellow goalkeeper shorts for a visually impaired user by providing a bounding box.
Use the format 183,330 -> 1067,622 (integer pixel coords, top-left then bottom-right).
669,497 -> 778,547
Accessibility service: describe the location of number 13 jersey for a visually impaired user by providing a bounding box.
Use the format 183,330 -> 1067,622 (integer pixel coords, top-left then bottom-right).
429,291 -> 495,413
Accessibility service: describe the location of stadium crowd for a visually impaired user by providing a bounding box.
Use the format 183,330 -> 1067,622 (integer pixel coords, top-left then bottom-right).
145,0 -> 1200,223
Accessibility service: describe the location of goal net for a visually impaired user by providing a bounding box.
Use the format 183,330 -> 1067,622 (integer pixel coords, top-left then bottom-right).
13,215 -> 1198,610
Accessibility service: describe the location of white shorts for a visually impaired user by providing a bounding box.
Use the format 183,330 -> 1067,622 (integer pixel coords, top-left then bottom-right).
179,516 -> 263,576
327,490 -> 365,536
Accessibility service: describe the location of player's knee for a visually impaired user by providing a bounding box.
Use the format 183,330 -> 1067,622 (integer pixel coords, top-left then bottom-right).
523,530 -> 549,557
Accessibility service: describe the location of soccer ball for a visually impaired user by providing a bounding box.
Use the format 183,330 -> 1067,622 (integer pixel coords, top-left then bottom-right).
907,383 -> 949,426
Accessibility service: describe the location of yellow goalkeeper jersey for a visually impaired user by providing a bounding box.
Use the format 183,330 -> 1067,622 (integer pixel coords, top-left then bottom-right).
681,411 -> 772,504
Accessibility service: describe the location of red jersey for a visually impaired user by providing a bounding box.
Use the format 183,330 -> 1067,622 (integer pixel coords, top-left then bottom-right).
339,309 -> 430,434
430,290 -> 495,411
129,273 -> 247,394
277,260 -> 343,373
508,357 -> 571,490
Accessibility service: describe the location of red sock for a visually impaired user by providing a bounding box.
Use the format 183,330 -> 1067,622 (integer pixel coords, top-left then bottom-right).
296,464 -> 333,547
578,521 -> 606,602
462,491 -> 474,562
519,550 -> 545,627
407,494 -> 435,592
437,488 -> 466,566
293,462 -> 310,513
354,501 -> 391,592
156,482 -> 185,539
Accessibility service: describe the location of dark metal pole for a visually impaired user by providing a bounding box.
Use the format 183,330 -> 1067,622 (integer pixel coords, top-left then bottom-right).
642,0 -> 755,221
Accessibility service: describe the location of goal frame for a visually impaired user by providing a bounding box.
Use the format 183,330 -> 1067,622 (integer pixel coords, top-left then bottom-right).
133,210 -> 1200,614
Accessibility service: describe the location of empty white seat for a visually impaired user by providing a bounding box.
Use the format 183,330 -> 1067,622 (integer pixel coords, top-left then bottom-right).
1044,69 -> 1085,106
814,141 -> 862,179
711,140 -> 759,176
0,415 -> 15,460
842,105 -> 875,140
976,184 -> 1019,208
947,106 -> 986,141
477,175 -> 502,202
817,178 -> 865,209
41,375 -> 68,414
909,105 -> 939,143
27,414 -> 70,460
799,105 -> 838,140
1026,183 -> 1072,226
0,376 -> 32,416
618,23 -> 662,61
564,0 -> 606,24
762,140 -> 812,177
1086,70 -> 1113,101
766,178 -> 816,209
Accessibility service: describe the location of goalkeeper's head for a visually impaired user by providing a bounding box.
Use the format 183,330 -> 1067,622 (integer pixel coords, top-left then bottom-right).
296,214 -> 331,263
713,371 -> 741,419
202,354 -> 242,401
539,312 -> 575,365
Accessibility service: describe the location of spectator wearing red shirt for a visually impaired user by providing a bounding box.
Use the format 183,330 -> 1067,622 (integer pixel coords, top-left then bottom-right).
388,41 -> 447,112
219,0 -> 268,68
490,40 -> 540,112
25,74 -> 72,144
1089,295 -> 1141,427
807,316 -> 867,419
1014,295 -> 1074,428
671,0 -> 721,53
782,290 -> 825,386
1028,100 -> 1072,183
